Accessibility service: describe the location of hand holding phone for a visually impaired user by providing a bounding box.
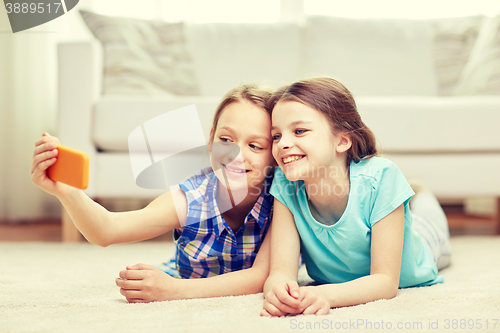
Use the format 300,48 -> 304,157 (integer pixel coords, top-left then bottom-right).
47,145 -> 89,189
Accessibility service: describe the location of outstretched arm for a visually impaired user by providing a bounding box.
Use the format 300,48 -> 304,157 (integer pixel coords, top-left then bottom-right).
116,225 -> 273,302
298,204 -> 405,314
31,133 -> 186,246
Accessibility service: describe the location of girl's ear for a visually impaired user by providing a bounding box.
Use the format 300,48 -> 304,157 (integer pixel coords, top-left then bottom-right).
336,133 -> 352,154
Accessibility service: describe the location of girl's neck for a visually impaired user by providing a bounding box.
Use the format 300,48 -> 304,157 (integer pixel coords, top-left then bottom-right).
216,181 -> 263,232
304,160 -> 350,224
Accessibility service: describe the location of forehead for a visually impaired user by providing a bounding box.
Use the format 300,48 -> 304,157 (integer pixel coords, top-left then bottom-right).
216,100 -> 271,137
272,100 -> 325,127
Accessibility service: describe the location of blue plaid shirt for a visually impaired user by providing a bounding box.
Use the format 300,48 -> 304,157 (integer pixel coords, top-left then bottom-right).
158,167 -> 273,279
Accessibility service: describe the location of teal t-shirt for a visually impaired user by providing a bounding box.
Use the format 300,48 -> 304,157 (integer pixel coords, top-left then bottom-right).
270,156 -> 443,288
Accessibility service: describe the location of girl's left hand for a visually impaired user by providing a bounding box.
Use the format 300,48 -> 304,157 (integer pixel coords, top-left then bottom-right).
116,263 -> 178,303
297,286 -> 331,316
261,280 -> 303,317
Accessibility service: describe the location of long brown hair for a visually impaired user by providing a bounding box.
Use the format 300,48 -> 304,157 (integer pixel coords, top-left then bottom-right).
269,77 -> 377,165
210,84 -> 273,141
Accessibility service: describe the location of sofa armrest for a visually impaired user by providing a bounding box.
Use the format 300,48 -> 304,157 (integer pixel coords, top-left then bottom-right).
57,40 -> 102,197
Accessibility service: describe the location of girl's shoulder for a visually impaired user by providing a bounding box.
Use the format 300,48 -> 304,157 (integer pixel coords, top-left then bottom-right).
351,156 -> 411,198
179,167 -> 217,205
352,156 -> 413,207
351,156 -> 401,181
180,167 -> 215,190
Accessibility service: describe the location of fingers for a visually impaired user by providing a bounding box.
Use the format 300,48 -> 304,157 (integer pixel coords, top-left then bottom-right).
265,291 -> 302,315
272,291 -> 300,313
31,148 -> 58,175
260,309 -> 272,317
262,281 -> 303,317
117,270 -> 150,303
126,298 -> 146,303
302,303 -> 330,316
115,278 -> 141,290
315,307 -> 330,316
119,269 -> 147,280
34,134 -> 49,148
33,140 -> 57,156
287,281 -> 301,300
32,134 -> 60,176
119,288 -> 144,300
34,133 -> 59,150
275,281 -> 301,308
298,288 -> 330,316
126,263 -> 156,270
261,299 -> 289,317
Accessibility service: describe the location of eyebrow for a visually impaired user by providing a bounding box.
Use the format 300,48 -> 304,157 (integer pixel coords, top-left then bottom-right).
271,120 -> 312,131
218,126 -> 270,142
218,126 -> 235,133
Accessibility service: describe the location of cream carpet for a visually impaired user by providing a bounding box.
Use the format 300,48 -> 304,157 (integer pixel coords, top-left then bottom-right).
1,236 -> 499,333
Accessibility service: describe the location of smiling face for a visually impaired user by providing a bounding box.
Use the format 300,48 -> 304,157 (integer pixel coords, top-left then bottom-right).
271,100 -> 351,182
209,100 -> 274,193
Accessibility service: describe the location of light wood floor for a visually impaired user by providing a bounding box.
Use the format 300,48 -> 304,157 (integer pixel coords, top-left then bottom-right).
0,204 -> 497,242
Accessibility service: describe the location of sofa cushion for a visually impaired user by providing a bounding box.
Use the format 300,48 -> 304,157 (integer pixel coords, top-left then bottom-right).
80,10 -> 200,96
303,16 -> 438,96
454,14 -> 500,95
93,96 -> 220,152
185,22 -> 301,96
356,96 -> 500,152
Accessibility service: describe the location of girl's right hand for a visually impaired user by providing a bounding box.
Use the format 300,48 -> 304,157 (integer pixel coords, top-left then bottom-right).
31,133 -> 73,199
261,280 -> 302,317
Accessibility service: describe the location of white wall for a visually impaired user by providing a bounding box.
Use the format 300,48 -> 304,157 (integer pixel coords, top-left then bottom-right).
0,2 -> 93,221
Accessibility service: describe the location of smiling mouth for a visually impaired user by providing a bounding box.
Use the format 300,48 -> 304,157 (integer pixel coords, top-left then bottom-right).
282,155 -> 305,164
222,164 -> 250,174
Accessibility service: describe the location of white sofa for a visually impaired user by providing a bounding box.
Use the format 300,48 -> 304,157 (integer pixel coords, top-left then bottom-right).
58,15 -> 500,240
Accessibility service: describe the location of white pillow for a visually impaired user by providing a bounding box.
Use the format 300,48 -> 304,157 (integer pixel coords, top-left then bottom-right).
303,16 -> 438,96
80,10 -> 200,96
430,16 -> 484,95
185,22 -> 301,96
454,14 -> 500,95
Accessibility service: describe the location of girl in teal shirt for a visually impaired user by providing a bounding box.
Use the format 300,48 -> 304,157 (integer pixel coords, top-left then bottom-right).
261,77 -> 452,316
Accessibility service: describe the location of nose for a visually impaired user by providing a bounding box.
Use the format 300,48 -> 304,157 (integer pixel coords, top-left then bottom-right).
227,143 -> 245,163
276,134 -> 291,150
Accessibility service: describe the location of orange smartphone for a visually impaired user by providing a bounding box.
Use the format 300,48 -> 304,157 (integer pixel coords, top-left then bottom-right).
47,145 -> 89,189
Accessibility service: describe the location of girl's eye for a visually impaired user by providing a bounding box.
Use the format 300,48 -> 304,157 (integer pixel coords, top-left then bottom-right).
249,144 -> 263,150
295,129 -> 307,135
272,134 -> 281,141
219,137 -> 231,143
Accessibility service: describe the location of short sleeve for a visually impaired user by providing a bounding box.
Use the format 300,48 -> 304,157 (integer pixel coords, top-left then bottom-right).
369,159 -> 414,227
179,167 -> 213,206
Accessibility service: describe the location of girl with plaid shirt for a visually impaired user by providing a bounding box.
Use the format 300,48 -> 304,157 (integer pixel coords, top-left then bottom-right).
31,85 -> 276,303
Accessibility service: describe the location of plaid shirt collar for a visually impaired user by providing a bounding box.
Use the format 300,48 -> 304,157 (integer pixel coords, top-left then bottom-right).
197,170 -> 273,237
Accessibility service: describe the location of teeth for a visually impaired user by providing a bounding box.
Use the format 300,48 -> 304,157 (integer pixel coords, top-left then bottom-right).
225,165 -> 247,173
282,155 -> 303,164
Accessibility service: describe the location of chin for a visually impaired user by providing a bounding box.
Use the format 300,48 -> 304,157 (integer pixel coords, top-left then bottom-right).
214,170 -> 248,189
281,169 -> 299,182
280,164 -> 307,182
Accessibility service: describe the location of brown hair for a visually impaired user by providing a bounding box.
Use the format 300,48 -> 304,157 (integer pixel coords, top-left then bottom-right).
210,84 -> 273,141
268,77 -> 377,166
